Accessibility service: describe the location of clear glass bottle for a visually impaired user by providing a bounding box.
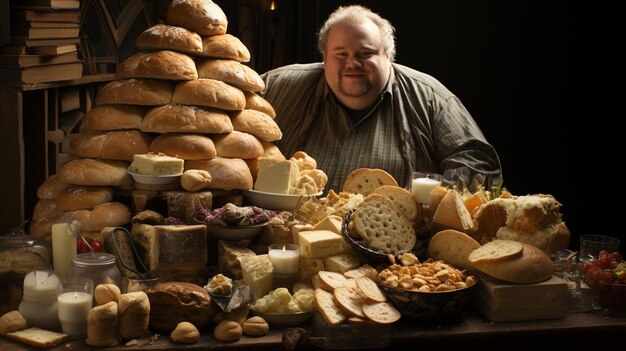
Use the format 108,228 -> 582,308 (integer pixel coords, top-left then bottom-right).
70,252 -> 122,288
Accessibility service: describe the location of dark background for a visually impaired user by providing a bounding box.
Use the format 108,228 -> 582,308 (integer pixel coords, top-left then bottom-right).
219,0 -> 623,254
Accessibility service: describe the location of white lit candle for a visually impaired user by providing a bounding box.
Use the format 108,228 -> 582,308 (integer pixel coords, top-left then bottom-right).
411,177 -> 442,204
52,222 -> 77,280
19,270 -> 61,330
57,291 -> 93,336
268,244 -> 300,274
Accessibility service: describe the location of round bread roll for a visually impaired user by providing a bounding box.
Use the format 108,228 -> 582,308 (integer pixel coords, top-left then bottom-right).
118,291 -> 150,339
171,321 -> 200,344
167,0 -> 227,36
213,320 -> 242,342
54,185 -> 114,211
244,92 -> 276,118
141,103 -> 233,134
63,202 -> 132,232
291,151 -> 317,171
36,175 -> 69,200
94,283 -> 121,305
200,33 -> 250,62
150,133 -> 216,160
116,50 -> 198,81
173,78 -> 245,111
69,130 -> 153,161
32,199 -> 63,221
212,131 -> 264,159
136,24 -> 202,54
0,310 -> 28,336
181,169 -> 212,192
185,157 -> 253,190
80,105 -> 146,131
469,241 -> 553,284
242,316 -> 269,337
196,59 -> 265,92
86,301 -> 121,347
96,78 -> 173,106
58,158 -> 133,187
230,109 -> 282,142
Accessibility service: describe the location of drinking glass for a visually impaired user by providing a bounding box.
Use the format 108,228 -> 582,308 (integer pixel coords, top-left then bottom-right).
410,171 -> 443,225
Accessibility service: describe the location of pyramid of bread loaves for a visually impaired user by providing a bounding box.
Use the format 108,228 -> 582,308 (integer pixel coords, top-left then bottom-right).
28,0 -> 283,241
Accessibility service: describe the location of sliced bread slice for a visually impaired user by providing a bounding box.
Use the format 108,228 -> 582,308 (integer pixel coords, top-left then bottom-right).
427,229 -> 481,269
467,239 -> 524,264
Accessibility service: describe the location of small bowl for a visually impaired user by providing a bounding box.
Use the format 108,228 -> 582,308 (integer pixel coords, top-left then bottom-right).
376,275 -> 477,321
127,171 -> 181,185
242,189 -> 322,210
252,310 -> 313,327
207,223 -> 266,241
586,277 -> 626,315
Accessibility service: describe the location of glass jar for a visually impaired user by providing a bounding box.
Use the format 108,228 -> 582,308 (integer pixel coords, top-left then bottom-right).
0,235 -> 52,316
70,252 -> 122,288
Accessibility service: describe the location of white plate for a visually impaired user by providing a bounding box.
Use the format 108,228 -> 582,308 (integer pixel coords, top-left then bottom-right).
252,310 -> 313,327
242,189 -> 322,210
127,171 -> 182,185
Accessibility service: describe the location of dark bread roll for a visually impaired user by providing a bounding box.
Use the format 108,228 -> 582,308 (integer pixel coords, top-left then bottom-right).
141,103 -> 233,134
150,133 -> 217,160
136,24 -> 202,54
116,50 -> 198,81
172,78 -> 245,111
167,0 -> 227,36
96,79 -> 173,106
230,109 -> 282,142
146,281 -> 216,333
69,130 -> 153,161
244,92 -> 276,118
80,105 -> 146,131
200,34 -> 250,62
196,59 -> 264,92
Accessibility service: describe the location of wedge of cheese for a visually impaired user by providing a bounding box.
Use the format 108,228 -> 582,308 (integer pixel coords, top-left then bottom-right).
239,254 -> 273,300
324,254 -> 360,274
300,256 -> 325,280
128,152 -> 184,175
298,230 -> 344,258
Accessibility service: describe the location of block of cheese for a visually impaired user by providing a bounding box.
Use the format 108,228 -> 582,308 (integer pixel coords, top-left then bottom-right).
300,256 -> 325,280
254,157 -> 299,194
324,254 -> 360,274
128,152 -> 184,175
218,241 -> 256,280
298,230 -> 345,258
165,190 -> 213,224
239,254 -> 273,300
291,224 -> 315,247
472,273 -> 567,322
313,215 -> 343,234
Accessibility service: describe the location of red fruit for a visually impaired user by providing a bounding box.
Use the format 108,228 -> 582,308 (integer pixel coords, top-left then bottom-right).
90,239 -> 103,252
76,238 -> 103,253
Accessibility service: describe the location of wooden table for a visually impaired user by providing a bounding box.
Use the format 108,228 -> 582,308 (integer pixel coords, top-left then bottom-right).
1,309 -> 624,350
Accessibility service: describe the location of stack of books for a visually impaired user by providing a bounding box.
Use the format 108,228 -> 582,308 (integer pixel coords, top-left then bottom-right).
1,0 -> 83,84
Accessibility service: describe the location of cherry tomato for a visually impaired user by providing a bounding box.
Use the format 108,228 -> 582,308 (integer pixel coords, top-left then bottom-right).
76,238 -> 103,253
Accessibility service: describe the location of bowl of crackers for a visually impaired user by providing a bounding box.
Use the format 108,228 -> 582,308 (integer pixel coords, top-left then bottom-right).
376,255 -> 478,321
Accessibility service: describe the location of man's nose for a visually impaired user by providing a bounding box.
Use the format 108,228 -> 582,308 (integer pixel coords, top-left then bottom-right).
345,55 -> 362,68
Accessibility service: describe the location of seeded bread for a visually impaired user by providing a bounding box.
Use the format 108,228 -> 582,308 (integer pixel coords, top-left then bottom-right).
342,168 -> 398,196
314,288 -> 346,325
373,185 -> 420,221
350,194 -> 416,254
427,229 -> 482,269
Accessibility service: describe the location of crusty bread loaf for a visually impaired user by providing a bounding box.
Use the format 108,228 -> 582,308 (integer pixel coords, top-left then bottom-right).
85,301 -> 121,347
469,241 -> 553,284
95,78 -> 173,106
69,130 -> 153,161
32,199 -> 63,221
431,189 -> 475,232
167,0 -> 227,36
426,229 -> 481,269
196,59 -> 265,92
54,185 -> 113,211
36,174 -> 69,199
28,216 -> 59,241
185,157 -> 253,190
342,168 -> 398,196
150,133 -> 216,160
141,103 -> 233,134
172,78 -> 245,111
373,185 -> 419,221
116,50 -> 198,80
180,169 -> 212,192
58,158 -> 133,187
314,288 -> 346,325
118,291 -> 150,339
136,24 -> 202,54
467,239 -> 523,264
230,109 -> 282,142
94,283 -> 121,305
146,281 -> 216,333
200,33 -> 250,62
0,310 -> 27,336
62,202 -> 131,232
350,194 -> 416,254
244,91 -> 276,118
80,105 -> 146,131
212,131 -> 264,159
6,327 -> 69,348
171,321 -> 200,344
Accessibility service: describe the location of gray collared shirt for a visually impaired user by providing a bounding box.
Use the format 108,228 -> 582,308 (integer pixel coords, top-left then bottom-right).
260,62 -> 502,192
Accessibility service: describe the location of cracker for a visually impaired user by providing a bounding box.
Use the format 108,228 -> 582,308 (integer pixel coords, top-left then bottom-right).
342,168 -> 397,196
351,194 -> 416,254
373,185 -> 419,221
362,301 -> 401,324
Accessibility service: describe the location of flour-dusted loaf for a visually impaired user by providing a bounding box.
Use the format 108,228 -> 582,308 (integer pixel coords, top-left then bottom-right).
69,130 -> 153,161
167,0 -> 228,36
150,133 -> 217,160
36,175 -> 69,200
54,185 -> 113,211
173,78 -> 246,111
141,103 -> 233,134
350,194 -> 416,254
62,202 -> 131,233
80,105 -> 146,131
116,50 -> 198,80
96,78 -> 173,106
200,33 -> 250,62
136,24 -> 202,54
230,109 -> 282,142
196,59 -> 265,92
185,157 -> 254,190
342,168 -> 398,196
212,131 -> 264,159
58,158 -> 133,187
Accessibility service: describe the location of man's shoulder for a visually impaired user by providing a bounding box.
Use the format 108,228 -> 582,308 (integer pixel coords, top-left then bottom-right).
391,63 -> 453,99
263,62 -> 324,78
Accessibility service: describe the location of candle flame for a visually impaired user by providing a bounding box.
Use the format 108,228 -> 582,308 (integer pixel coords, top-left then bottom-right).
270,0 -> 276,11
282,245 -> 286,253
